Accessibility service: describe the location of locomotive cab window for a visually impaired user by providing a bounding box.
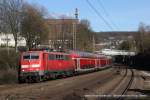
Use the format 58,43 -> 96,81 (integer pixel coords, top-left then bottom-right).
23,54 -> 30,60
23,53 -> 39,60
31,53 -> 39,59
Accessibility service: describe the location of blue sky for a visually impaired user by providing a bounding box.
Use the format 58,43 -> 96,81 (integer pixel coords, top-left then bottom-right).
27,0 -> 150,32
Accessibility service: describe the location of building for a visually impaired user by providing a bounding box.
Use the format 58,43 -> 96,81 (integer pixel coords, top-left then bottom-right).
95,31 -> 137,50
0,18 -> 79,50
0,33 -> 26,47
45,18 -> 78,50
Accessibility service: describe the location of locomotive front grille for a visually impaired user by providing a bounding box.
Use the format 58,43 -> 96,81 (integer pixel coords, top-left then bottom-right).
21,72 -> 39,77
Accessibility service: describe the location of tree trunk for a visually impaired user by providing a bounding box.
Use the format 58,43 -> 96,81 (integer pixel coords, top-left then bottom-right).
14,38 -> 18,52
13,33 -> 18,52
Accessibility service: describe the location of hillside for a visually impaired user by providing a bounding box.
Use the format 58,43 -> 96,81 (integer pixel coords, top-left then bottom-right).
95,31 -> 138,42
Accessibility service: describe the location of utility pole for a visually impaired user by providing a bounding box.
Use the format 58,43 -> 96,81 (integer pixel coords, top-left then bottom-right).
73,22 -> 75,50
73,8 -> 78,50
75,8 -> 78,19
6,34 -> 10,55
93,35 -> 95,52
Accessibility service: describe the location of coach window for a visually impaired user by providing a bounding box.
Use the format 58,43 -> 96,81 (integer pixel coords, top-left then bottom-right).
55,55 -> 64,60
49,54 -> 55,60
60,55 -> 64,60
56,55 -> 59,60
65,55 -> 70,60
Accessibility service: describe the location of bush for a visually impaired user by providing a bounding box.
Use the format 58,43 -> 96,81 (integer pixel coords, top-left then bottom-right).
0,48 -> 19,84
0,69 -> 18,84
0,48 -> 19,70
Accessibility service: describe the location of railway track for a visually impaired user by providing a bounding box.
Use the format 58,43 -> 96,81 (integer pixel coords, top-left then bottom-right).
106,68 -> 149,100
116,69 -> 134,100
0,68 -> 120,100
84,66 -> 136,100
0,67 -> 113,92
1,67 -> 137,100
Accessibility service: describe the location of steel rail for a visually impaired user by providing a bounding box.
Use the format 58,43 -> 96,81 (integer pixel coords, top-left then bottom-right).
117,69 -> 134,100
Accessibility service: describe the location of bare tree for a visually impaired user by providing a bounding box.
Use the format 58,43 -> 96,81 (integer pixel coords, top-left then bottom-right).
21,4 -> 49,50
80,19 -> 91,30
118,41 -> 131,50
134,23 -> 150,53
77,19 -> 94,52
0,0 -> 23,52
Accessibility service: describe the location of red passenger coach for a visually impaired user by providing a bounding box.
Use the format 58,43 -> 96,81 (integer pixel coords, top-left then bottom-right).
69,51 -> 111,72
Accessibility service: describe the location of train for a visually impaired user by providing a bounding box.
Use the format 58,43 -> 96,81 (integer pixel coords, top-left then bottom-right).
18,49 -> 112,83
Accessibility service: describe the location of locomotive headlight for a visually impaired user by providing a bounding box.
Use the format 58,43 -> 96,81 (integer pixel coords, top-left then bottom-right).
32,64 -> 40,68
22,69 -> 25,72
21,65 -> 29,68
71,57 -> 75,60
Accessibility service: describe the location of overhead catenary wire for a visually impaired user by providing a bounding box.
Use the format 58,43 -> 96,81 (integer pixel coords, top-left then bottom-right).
86,0 -> 114,31
97,0 -> 109,17
97,0 -> 119,30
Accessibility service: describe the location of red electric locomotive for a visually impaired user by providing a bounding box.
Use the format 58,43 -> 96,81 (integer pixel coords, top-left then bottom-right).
19,50 -> 75,82
18,49 -> 112,83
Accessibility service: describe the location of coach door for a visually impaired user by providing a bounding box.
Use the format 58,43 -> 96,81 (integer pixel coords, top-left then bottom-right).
76,58 -> 80,71
43,53 -> 48,71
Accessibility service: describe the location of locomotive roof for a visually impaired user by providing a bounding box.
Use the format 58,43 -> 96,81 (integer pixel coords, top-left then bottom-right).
23,51 -> 69,55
